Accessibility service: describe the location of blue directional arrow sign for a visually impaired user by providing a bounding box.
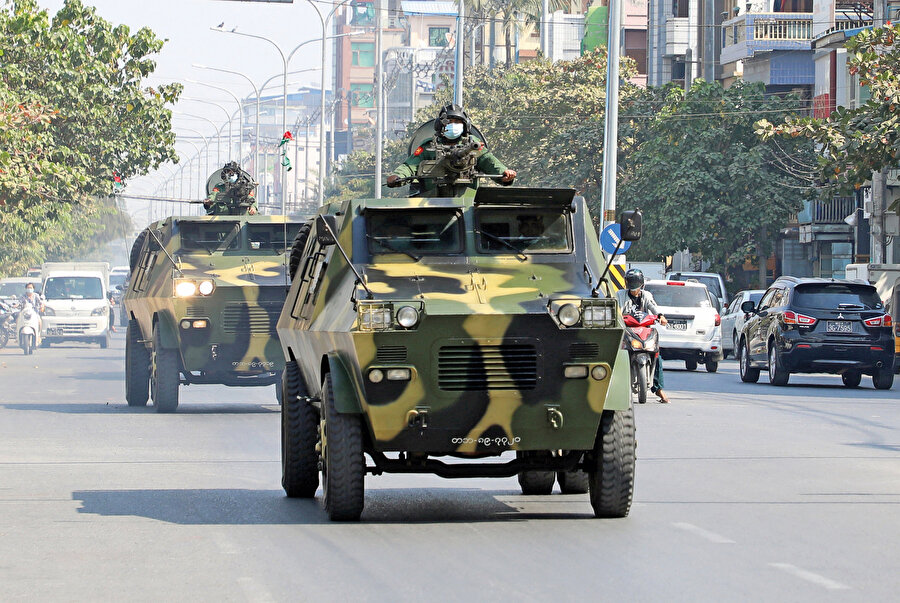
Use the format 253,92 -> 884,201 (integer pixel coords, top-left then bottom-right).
599,223 -> 631,255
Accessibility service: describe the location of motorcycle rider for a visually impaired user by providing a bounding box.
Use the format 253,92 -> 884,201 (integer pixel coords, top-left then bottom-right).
616,269 -> 670,403
386,104 -> 516,196
20,284 -> 44,313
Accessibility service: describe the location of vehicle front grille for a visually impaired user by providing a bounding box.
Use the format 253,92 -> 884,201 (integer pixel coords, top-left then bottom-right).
376,346 -> 407,362
569,342 -> 599,360
185,306 -> 207,317
54,323 -> 93,334
438,344 -> 537,391
221,303 -> 280,334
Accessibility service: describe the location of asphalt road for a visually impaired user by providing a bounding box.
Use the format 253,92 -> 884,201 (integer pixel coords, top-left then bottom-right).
1,333 -> 898,601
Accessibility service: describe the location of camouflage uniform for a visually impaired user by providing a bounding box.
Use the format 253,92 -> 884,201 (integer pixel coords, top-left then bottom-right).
204,183 -> 258,216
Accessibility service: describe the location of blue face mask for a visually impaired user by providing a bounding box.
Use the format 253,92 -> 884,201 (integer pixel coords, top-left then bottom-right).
442,123 -> 464,140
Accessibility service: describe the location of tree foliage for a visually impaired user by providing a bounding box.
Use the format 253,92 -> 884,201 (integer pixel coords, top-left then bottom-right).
757,24 -> 900,200
0,0 -> 180,276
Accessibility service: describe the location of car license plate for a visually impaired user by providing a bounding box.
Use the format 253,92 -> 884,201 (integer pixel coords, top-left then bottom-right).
827,321 -> 852,333
669,320 -> 687,331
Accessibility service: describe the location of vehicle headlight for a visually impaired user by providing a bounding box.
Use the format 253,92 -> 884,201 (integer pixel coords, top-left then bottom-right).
175,280 -> 197,297
358,302 -> 393,331
582,303 -> 615,328
198,280 -> 215,296
396,306 -> 419,328
558,303 -> 580,327
91,305 -> 108,316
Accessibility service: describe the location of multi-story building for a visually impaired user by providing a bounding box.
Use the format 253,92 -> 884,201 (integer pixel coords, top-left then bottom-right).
647,0 -> 718,87
581,0 -> 649,85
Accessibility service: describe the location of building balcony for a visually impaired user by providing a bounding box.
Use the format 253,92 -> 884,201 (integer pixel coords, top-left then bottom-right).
797,198 -> 855,243
664,17 -> 689,57
720,13 -> 813,64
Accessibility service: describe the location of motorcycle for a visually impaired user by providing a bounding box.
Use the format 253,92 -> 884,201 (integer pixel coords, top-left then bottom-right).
623,311 -> 659,405
16,301 -> 41,355
0,300 -> 16,349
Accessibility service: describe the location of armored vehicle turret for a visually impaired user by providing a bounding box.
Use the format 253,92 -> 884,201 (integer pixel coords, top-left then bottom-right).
277,187 -> 640,520
124,215 -> 305,412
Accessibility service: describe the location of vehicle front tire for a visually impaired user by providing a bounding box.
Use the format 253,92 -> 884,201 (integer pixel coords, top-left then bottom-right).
150,323 -> 179,413
588,408 -> 636,518
633,360 -> 648,404
739,339 -> 760,383
873,367 -> 894,390
98,333 -> 109,349
841,371 -> 861,388
321,373 -> 365,521
685,359 -> 698,371
282,361 -> 319,498
125,319 -> 150,407
768,344 -> 789,386
22,334 -> 33,355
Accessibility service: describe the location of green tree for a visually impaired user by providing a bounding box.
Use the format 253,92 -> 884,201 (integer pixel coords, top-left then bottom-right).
0,0 -> 179,275
756,24 -> 900,203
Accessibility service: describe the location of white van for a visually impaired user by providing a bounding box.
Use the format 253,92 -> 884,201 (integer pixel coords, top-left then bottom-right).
41,263 -> 111,348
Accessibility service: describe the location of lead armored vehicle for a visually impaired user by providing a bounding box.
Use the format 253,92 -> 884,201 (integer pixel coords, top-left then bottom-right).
278,188 -> 640,520
124,215 -> 304,412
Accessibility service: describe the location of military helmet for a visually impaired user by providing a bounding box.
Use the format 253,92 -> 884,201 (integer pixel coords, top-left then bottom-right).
435,103 -> 471,136
624,269 -> 645,290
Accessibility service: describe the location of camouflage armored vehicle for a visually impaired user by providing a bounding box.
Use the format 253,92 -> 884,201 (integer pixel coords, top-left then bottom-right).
277,186 -> 641,520
124,215 -> 304,412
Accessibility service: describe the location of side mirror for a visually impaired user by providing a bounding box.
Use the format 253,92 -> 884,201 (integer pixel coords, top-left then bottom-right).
315,215 -> 338,246
619,210 -> 642,242
740,300 -> 756,313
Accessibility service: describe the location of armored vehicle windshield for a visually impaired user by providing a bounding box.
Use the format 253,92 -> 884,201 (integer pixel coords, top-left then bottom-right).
366,208 -> 463,256
174,220 -> 301,255
475,205 -> 572,254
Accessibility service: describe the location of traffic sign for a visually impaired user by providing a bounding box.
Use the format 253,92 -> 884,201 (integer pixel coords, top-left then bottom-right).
599,223 -> 631,255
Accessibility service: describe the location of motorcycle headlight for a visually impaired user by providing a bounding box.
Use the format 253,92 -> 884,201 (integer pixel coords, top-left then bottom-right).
558,303 -> 581,327
175,280 -> 197,297
198,280 -> 215,296
396,305 -> 419,328
630,339 -> 643,350
91,305 -> 108,316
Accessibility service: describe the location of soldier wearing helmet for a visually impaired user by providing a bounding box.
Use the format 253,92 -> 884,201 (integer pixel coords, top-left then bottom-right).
616,269 -> 670,403
386,104 -> 516,196
204,161 -> 259,215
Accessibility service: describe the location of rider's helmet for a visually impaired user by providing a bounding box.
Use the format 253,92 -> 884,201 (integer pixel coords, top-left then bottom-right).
624,269 -> 645,291
435,103 -> 471,139
222,161 -> 241,183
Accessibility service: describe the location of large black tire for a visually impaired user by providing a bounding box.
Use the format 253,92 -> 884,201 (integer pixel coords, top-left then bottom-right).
589,408 -> 636,518
739,339 -> 760,383
150,323 -> 180,413
873,367 -> 894,390
768,344 -> 789,386
321,373 -> 365,521
288,221 -> 313,281
685,359 -> 698,371
841,371 -> 861,388
517,452 -> 556,494
705,359 -> 719,373
129,229 -> 148,272
557,467 -> 590,494
125,319 -> 150,407
282,361 -> 319,498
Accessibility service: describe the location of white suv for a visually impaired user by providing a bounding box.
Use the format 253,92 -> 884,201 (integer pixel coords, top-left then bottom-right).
644,279 -> 723,372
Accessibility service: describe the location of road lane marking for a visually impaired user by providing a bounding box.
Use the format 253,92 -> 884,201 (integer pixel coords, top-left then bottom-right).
672,522 -> 735,543
769,563 -> 850,590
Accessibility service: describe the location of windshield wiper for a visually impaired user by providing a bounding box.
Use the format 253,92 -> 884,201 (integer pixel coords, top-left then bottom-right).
475,229 -> 529,259
367,235 -> 420,261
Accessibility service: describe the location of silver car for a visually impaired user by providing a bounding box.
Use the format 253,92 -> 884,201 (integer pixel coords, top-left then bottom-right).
720,289 -> 764,358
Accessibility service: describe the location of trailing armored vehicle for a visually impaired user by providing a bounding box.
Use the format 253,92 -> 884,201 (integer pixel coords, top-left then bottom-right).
124,215 -> 304,412
277,186 -> 641,520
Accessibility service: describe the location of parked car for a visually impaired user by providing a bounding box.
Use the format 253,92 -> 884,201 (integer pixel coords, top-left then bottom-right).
666,271 -> 728,312
738,277 -> 894,389
721,289 -> 765,358
644,279 -> 723,372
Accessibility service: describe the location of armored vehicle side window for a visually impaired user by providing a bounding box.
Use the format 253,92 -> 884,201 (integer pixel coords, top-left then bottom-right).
247,224 -> 302,252
366,209 -> 463,255
179,222 -> 241,251
475,207 -> 572,253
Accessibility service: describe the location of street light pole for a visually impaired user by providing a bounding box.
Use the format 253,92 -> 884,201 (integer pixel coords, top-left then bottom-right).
185,79 -> 245,164
180,98 -> 234,161
175,113 -> 221,166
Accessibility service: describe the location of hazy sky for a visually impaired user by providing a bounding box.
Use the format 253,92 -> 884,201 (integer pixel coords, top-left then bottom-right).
37,0 -> 338,209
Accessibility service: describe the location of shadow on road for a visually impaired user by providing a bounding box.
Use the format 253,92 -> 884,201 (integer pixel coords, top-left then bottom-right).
56,371 -> 125,381
72,487 -> 593,524
1,402 -> 276,414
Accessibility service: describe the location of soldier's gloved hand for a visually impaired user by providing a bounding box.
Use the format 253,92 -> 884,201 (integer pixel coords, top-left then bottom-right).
386,174 -> 401,188
248,207 -> 257,215
500,169 -> 516,184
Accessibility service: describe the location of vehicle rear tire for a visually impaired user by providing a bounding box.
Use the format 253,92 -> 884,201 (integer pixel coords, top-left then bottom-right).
768,344 -> 789,386
705,360 -> 719,373
841,371 -> 861,388
872,367 -> 894,390
557,467 -> 590,494
739,340 -> 760,383
588,408 -> 636,518
288,221 -> 312,281
685,360 -> 698,371
321,372 -> 365,521
125,319 -> 150,406
282,361 -> 319,498
150,323 -> 179,413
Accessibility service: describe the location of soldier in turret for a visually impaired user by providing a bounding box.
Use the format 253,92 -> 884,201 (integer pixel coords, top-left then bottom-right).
386,104 -> 516,197
204,162 -> 259,215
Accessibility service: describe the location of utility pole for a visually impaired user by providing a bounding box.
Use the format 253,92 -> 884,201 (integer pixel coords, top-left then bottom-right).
600,0 -> 622,228
375,0 -> 384,199
684,48 -> 693,94
541,0 -> 550,56
453,0 -> 464,105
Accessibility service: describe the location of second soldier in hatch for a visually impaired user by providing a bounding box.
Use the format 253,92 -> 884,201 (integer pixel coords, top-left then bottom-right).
203,161 -> 259,216
386,104 -> 516,197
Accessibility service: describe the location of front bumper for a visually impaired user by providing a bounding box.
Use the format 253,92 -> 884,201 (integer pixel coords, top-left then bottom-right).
42,316 -> 107,338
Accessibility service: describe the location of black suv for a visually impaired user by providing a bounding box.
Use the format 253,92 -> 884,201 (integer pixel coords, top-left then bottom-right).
738,277 -> 894,389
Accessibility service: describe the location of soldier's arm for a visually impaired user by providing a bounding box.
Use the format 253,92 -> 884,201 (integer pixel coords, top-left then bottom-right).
477,151 -> 515,185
